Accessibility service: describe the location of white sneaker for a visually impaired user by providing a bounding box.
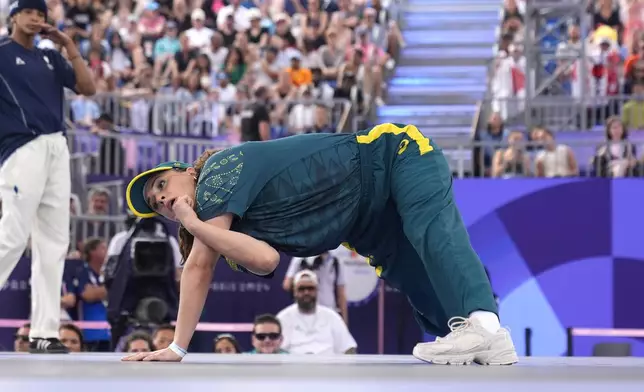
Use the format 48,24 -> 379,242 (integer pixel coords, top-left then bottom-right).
412,317 -> 519,366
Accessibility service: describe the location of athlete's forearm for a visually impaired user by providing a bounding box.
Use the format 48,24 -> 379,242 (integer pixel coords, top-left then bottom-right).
173,263 -> 213,349
185,218 -> 280,275
63,41 -> 96,96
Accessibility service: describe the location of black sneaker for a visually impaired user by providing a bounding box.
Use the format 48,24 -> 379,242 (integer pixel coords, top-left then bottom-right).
29,338 -> 69,354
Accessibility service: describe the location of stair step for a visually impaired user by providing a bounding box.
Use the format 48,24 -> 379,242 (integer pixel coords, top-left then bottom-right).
398,57 -> 490,67
404,18 -> 500,30
378,104 -> 477,116
424,127 -> 475,136
431,135 -> 475,145
401,46 -> 494,59
389,78 -> 486,87
387,95 -> 482,105
378,115 -> 475,127
393,65 -> 487,78
406,0 -> 503,5
403,11 -> 500,23
403,5 -> 500,12
377,0 -> 496,144
387,85 -> 484,104
386,124 -> 474,136
404,42 -> 496,51
403,30 -> 497,44
424,126 -> 475,135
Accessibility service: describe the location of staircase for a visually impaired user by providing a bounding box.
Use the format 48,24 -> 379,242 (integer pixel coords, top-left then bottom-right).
379,0 -> 501,149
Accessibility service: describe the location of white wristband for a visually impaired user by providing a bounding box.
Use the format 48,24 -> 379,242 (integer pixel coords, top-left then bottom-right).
168,342 -> 187,358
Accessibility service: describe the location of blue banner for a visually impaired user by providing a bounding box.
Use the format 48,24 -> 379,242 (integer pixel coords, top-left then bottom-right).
452,178 -> 644,357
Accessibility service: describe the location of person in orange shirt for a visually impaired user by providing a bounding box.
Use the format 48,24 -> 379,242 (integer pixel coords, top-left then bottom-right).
624,34 -> 644,94
624,33 -> 644,77
286,53 -> 312,87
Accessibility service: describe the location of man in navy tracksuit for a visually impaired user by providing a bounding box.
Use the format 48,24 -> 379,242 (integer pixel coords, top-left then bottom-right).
0,0 -> 95,353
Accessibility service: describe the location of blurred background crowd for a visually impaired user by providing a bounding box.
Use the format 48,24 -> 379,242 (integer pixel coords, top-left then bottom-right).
478,0 -> 644,178
1,0 -> 403,139
0,0 -> 643,356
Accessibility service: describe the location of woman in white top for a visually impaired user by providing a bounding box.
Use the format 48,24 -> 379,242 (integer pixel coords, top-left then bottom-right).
535,128 -> 579,177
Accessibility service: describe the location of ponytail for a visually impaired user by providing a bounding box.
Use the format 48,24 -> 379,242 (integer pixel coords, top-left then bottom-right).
177,148 -> 221,264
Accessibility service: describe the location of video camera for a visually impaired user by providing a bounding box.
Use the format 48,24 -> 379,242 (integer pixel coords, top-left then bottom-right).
103,215 -> 179,347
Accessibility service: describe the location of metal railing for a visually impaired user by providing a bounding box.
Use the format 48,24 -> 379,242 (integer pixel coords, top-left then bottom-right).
64,94 -> 358,138
462,0 -> 643,133
69,215 -> 128,252
64,95 -> 359,208
12,215 -> 129,258
67,128 -> 234,214
68,126 -> 644,181
69,128 -> 235,177
477,95 -> 644,132
67,130 -> 644,202
52,137 -> 644,251
452,139 -> 644,178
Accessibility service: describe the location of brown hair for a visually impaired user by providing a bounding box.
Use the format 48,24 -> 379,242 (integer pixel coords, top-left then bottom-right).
83,237 -> 104,261
213,333 -> 242,353
124,330 -> 155,352
605,116 -> 628,141
178,149 -> 220,264
252,313 -> 282,335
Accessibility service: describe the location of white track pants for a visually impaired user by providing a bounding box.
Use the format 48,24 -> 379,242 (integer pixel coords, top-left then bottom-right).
0,132 -> 70,339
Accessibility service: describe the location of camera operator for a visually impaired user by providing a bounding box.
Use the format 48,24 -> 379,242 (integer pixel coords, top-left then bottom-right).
104,213 -> 181,349
106,213 -> 184,285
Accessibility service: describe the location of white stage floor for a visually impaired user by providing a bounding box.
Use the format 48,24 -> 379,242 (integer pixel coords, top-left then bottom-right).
1,353 -> 643,392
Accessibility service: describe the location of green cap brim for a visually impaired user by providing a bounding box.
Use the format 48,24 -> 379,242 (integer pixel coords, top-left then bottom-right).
126,161 -> 191,218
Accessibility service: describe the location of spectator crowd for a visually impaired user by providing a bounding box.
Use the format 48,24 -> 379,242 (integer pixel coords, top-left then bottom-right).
0,0 -> 407,355
11,240 -> 362,354
475,0 -> 644,178
1,0 -> 403,139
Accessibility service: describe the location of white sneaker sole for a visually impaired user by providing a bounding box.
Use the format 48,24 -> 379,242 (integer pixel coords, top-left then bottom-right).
412,346 -> 519,366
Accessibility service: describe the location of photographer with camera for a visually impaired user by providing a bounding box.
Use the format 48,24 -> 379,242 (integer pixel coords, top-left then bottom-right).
103,213 -> 181,351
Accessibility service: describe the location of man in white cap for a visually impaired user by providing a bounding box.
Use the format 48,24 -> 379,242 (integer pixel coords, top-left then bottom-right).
283,252 -> 348,324
276,269 -> 357,355
185,8 -> 213,50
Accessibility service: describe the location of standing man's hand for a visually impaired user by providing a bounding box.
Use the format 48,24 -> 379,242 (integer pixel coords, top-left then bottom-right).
36,23 -> 73,47
37,22 -> 97,96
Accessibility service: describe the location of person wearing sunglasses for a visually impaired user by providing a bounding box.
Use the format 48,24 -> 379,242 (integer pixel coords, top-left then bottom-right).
248,314 -> 288,354
14,323 -> 31,352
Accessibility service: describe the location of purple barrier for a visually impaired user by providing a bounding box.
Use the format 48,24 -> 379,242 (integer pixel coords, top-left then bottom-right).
69,128 -> 233,174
